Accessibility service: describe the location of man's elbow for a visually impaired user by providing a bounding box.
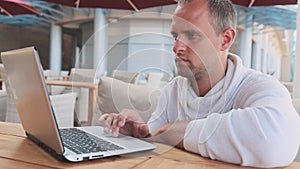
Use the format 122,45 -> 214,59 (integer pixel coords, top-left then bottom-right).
244,138 -> 299,168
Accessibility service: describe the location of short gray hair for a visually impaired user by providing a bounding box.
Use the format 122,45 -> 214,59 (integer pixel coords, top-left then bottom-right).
178,0 -> 237,34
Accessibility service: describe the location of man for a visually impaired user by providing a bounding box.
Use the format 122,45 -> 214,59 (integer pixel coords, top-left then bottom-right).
99,0 -> 300,167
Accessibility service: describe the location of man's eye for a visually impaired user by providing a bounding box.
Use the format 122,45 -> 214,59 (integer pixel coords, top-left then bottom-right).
186,32 -> 200,40
171,33 -> 178,40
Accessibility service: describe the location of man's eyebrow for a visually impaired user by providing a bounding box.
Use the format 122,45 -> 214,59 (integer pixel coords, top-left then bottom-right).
170,31 -> 177,35
182,30 -> 200,34
171,29 -> 201,34
170,30 -> 203,38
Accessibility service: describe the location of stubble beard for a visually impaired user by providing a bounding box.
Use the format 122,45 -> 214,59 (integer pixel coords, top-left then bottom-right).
177,63 -> 207,82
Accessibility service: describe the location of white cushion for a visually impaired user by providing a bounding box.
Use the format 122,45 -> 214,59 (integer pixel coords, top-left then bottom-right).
97,77 -> 161,122
70,68 -> 97,83
112,70 -> 139,84
50,92 -> 77,128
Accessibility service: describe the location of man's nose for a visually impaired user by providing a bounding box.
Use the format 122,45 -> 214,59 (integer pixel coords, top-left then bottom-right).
173,38 -> 187,54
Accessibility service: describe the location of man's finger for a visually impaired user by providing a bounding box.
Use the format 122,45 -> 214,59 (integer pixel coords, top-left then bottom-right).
105,115 -> 114,128
139,123 -> 150,137
98,113 -> 109,122
112,127 -> 120,137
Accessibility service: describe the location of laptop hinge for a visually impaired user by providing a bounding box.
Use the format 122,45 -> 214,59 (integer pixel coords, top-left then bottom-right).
26,132 -> 67,162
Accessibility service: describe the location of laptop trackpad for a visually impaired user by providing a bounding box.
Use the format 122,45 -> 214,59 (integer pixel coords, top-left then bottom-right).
78,126 -> 156,150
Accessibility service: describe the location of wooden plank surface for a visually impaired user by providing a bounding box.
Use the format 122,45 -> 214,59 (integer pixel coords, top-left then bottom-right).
0,158 -> 54,169
0,133 -> 151,169
1,122 -> 300,169
0,122 -> 25,137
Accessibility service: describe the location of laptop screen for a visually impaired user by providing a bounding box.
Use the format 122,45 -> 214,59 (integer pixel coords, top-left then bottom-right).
1,46 -> 64,154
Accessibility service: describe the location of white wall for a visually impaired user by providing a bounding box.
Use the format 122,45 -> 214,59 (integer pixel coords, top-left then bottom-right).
127,19 -> 176,76
77,7 -> 290,81
107,19 -> 130,75
79,15 -> 176,77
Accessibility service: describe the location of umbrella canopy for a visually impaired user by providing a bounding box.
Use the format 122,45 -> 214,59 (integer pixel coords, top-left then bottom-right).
231,0 -> 297,7
0,0 -> 41,16
43,0 -> 177,11
42,0 -> 298,11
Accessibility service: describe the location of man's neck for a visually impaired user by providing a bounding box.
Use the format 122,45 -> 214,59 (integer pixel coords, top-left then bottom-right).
193,56 -> 228,97
191,79 -> 211,97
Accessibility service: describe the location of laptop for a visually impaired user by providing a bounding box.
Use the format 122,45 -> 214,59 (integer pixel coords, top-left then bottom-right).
1,46 -> 156,162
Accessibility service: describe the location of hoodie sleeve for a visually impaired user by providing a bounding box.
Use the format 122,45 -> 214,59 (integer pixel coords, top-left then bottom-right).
183,78 -> 300,168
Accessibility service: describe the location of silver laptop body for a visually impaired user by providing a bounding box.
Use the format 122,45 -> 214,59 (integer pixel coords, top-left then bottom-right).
1,46 -> 156,162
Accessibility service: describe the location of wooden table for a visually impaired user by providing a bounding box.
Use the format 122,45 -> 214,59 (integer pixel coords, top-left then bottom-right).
0,122 -> 300,169
46,80 -> 98,126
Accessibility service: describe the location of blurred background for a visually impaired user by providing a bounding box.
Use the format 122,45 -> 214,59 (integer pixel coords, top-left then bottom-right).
0,0 -> 297,83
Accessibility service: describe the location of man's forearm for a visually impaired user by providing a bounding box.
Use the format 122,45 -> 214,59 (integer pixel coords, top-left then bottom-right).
147,121 -> 190,149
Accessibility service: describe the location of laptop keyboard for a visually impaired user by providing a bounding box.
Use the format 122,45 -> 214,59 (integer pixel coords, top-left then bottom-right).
59,128 -> 124,154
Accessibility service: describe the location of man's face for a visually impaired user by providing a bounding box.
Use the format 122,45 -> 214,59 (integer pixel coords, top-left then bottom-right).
171,1 -> 223,81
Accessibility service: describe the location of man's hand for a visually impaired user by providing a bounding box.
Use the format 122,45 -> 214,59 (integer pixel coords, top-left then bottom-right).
99,109 -> 149,138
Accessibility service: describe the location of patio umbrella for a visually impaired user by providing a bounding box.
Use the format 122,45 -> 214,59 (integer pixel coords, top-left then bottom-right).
231,0 -> 297,7
0,0 -> 41,16
43,0 -> 177,11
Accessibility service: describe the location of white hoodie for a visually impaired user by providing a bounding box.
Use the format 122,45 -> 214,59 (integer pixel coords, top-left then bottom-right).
147,54 -> 300,168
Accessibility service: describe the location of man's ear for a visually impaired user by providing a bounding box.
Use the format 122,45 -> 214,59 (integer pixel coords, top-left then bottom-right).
220,28 -> 236,51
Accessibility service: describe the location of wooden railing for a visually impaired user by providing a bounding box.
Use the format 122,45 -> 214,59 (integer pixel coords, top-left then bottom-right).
46,80 -> 98,126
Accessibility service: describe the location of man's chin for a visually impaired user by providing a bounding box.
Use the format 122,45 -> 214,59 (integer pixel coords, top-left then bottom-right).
177,70 -> 194,79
